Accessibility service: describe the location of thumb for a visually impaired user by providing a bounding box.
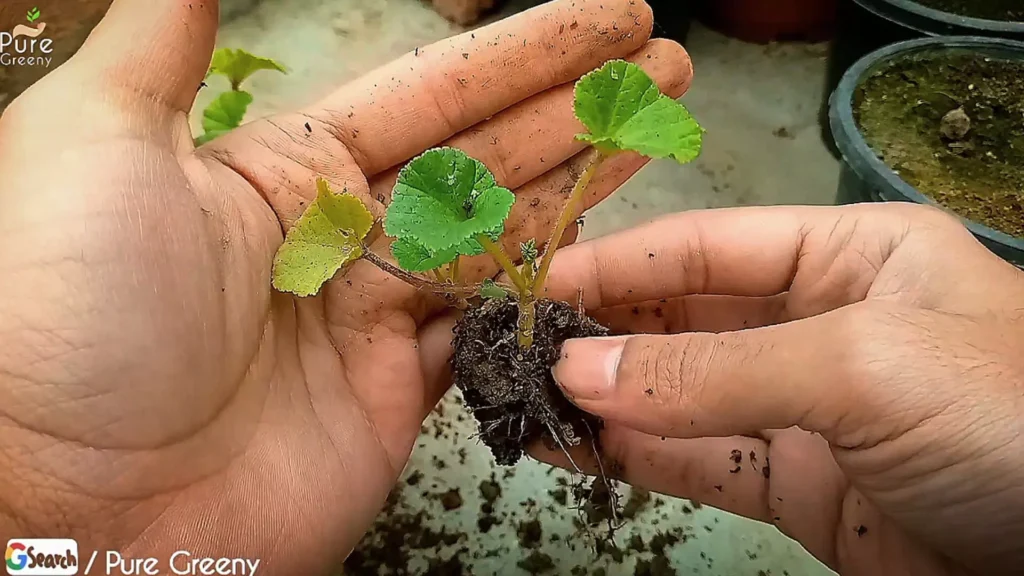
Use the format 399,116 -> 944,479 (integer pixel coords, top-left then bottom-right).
552,307 -> 862,439
66,0 -> 219,113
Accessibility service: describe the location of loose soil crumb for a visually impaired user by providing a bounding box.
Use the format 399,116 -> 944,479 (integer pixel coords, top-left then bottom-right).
479,476 -> 502,504
550,487 -> 568,506
477,475 -> 502,535
634,555 -> 678,576
622,487 -> 651,519
855,50 -> 1024,239
577,476 -> 620,527
912,0 -> 1024,21
594,539 -> 625,563
517,519 -> 544,549
452,298 -> 608,465
439,488 -> 463,511
517,551 -> 556,574
425,554 -> 466,576
627,534 -> 647,552
477,514 -> 500,533
649,528 -> 687,555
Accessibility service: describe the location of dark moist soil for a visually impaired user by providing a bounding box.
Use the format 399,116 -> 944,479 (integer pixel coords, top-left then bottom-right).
854,51 -> 1024,239
452,298 -> 608,465
912,0 -> 1024,21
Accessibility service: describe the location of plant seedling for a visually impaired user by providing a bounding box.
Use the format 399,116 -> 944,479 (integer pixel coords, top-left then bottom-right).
272,59 -> 702,476
195,48 -> 287,145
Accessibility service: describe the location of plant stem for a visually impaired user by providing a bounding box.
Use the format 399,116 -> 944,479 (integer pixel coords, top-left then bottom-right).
517,294 -> 536,349
532,150 -> 607,297
477,236 -> 527,293
451,256 -> 461,284
363,250 -> 477,305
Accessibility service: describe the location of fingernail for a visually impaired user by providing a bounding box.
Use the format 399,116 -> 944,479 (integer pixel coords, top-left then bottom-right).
553,337 -> 626,401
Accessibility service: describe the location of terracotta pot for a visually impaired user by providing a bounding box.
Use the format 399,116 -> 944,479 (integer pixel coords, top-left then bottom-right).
698,0 -> 839,43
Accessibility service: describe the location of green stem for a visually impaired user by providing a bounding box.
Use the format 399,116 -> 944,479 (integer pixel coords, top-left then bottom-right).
477,236 -> 527,293
532,150 -> 607,297
450,256 -> 461,284
518,294 -> 536,349
363,250 -> 476,306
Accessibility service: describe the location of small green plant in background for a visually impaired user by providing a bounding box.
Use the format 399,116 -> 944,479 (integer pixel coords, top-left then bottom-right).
26,7 -> 41,23
195,48 -> 287,146
272,59 -> 703,349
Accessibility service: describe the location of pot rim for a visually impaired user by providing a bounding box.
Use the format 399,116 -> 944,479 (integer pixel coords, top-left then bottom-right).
854,0 -> 1024,33
829,35 -> 1024,252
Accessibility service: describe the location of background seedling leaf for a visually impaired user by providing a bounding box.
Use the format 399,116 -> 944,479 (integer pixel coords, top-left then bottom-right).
208,48 -> 288,90
384,147 -> 515,253
197,90 -> 253,145
575,60 -> 703,163
480,279 -> 507,300
391,238 -> 458,272
27,7 -> 40,22
272,180 -> 374,297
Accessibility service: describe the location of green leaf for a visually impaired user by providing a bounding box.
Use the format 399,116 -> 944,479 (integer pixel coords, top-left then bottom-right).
480,279 -> 508,300
575,60 -> 703,164
208,48 -> 287,90
312,178 -> 375,240
198,90 -> 253,144
384,147 -> 515,253
520,239 -> 538,265
271,179 -> 375,297
391,238 -> 458,272
26,7 -> 40,22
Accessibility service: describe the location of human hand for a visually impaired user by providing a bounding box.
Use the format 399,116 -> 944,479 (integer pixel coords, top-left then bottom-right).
0,0 -> 693,572
544,203 -> 1024,575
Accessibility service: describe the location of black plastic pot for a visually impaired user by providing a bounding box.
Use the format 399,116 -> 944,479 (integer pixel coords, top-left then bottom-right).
830,36 -> 1024,268
648,0 -> 694,45
821,0 -> 1024,154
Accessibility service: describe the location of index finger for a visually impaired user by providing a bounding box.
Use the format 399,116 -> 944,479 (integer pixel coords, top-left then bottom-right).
542,204 -> 909,313
302,0 -> 654,176
543,206 -> 810,308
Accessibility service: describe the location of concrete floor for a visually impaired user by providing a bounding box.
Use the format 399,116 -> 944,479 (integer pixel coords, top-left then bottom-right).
197,1 -> 840,574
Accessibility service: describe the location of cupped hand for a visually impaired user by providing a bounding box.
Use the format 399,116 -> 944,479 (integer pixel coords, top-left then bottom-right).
0,0 -> 693,572
543,203 -> 1024,575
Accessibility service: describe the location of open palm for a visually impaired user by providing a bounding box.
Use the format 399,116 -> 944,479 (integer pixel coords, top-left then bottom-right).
0,0 -> 693,572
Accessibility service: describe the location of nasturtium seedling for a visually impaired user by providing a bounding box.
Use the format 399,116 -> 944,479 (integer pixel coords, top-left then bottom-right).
195,48 -> 287,146
575,59 -> 703,163
270,59 -> 703,347
271,178 -> 374,297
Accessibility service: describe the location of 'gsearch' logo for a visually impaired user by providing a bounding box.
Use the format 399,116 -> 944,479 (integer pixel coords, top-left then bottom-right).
5,540 -> 77,575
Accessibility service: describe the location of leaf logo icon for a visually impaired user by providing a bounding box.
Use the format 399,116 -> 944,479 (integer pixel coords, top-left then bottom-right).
27,7 -> 41,23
